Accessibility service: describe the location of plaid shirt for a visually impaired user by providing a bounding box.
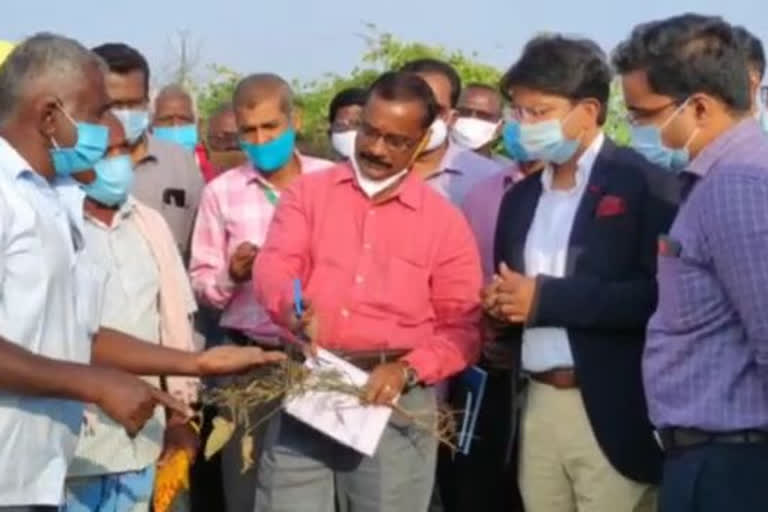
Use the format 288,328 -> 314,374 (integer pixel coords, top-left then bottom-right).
189,155 -> 332,340
644,119 -> 768,431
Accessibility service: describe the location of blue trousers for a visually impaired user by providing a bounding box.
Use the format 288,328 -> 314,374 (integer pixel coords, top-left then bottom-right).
660,443 -> 768,512
61,465 -> 155,512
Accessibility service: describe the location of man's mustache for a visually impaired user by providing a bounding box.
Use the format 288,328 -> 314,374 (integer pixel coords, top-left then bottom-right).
359,151 -> 392,169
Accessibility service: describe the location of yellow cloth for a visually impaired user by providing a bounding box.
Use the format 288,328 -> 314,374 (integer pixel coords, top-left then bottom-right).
0,41 -> 15,66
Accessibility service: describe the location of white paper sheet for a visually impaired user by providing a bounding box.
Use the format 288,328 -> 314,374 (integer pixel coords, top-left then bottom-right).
284,348 -> 393,456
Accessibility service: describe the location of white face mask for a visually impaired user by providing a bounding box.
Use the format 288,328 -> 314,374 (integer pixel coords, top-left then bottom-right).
450,117 -> 500,150
423,117 -> 448,152
331,130 -> 357,159
351,154 -> 409,198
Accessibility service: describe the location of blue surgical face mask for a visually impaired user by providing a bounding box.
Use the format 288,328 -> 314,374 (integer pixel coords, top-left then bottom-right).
518,112 -> 580,165
630,100 -> 697,172
502,121 -> 530,162
82,155 -> 135,206
153,124 -> 198,152
630,125 -> 691,171
240,129 -> 296,173
49,106 -> 109,177
112,108 -> 149,145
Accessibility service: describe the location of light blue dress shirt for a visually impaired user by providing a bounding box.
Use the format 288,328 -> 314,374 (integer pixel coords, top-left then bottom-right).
0,137 -> 104,506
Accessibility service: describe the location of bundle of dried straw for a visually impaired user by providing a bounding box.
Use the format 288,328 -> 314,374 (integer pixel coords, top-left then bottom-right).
201,359 -> 458,472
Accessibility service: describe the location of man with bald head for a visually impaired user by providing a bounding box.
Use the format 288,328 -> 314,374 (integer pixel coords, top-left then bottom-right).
152,84 -> 199,152
190,73 -> 332,511
92,44 -> 203,256
201,102 -> 246,181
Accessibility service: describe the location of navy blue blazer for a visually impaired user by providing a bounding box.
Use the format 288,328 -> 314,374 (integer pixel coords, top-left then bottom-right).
494,137 -> 680,484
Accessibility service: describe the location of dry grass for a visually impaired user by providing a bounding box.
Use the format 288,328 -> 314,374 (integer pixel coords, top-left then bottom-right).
201,359 -> 458,472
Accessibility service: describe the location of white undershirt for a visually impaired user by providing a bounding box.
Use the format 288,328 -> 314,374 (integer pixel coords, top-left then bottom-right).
521,132 -> 605,372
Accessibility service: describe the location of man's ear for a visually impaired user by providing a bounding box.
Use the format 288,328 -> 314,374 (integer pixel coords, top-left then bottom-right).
690,93 -> 717,125
36,95 -> 60,140
292,109 -> 303,133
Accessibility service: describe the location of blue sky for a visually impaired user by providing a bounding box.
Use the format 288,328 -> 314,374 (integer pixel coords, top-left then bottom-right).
5,0 -> 766,86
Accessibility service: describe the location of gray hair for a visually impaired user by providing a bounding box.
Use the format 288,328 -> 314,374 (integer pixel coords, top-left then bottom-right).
152,83 -> 198,118
233,73 -> 294,116
0,32 -> 106,125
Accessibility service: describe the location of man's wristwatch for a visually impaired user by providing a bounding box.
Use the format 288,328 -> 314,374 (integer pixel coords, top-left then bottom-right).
400,362 -> 419,389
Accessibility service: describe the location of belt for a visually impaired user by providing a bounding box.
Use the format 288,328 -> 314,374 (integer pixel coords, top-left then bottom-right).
658,427 -> 768,452
529,368 -> 578,389
333,349 -> 409,371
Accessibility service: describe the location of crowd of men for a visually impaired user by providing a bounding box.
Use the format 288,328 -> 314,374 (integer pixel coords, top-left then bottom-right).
0,10 -> 767,512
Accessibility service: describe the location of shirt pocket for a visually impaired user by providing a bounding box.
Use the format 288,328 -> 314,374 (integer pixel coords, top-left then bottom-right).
380,255 -> 432,321
656,250 -> 709,331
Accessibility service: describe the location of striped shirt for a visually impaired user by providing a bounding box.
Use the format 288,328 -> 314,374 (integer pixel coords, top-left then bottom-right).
189,155 -> 333,340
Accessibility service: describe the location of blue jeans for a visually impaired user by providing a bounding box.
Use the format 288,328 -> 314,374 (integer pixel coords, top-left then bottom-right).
61,465 -> 155,512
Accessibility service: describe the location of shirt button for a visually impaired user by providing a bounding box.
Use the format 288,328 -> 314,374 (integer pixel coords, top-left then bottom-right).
368,210 -> 376,216
341,308 -> 350,318
355,275 -> 364,284
363,243 -> 372,250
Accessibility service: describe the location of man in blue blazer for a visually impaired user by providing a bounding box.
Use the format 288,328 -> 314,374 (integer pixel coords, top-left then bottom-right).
483,35 -> 679,512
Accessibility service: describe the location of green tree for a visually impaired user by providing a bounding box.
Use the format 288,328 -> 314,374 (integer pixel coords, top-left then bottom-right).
196,64 -> 241,116
604,80 -> 630,145
196,26 -> 630,157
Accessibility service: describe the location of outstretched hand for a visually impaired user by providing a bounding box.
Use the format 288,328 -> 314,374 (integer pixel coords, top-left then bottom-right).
92,367 -> 192,436
195,345 -> 287,376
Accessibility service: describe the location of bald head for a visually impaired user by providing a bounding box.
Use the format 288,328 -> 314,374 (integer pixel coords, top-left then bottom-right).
233,73 -> 294,116
207,102 -> 239,151
153,83 -> 195,127
233,73 -> 301,151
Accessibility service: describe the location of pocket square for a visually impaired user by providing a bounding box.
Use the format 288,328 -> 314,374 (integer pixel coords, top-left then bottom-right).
596,195 -> 627,217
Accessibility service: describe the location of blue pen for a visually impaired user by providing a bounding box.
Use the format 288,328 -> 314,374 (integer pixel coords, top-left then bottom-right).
293,278 -> 304,317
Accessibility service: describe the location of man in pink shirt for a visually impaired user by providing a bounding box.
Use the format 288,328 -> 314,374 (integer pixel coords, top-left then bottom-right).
252,71 -> 483,512
189,73 -> 332,511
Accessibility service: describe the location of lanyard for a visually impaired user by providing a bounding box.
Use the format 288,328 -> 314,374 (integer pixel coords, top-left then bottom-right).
260,184 -> 279,205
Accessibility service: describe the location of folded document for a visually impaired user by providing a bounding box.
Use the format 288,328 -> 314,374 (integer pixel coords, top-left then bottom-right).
284,348 -> 393,456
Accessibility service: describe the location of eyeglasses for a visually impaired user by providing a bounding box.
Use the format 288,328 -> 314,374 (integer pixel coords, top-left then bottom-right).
358,122 -> 422,152
507,104 -> 564,122
625,101 -> 678,125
